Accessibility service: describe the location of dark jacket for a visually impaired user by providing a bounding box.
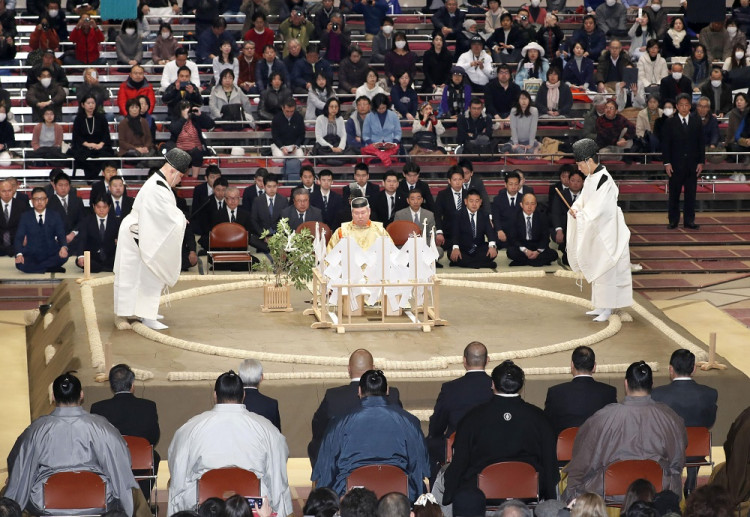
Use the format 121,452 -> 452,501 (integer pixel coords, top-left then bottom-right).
255,58 -> 289,92
484,79 -> 521,119
700,81 -> 733,116
543,376 -> 618,435
535,81 -> 573,116
242,387 -> 282,431
431,6 -> 466,37
169,112 -> 216,148
457,111 -> 493,144
421,48 -> 453,92
338,56 -> 370,93
562,55 -> 595,87
161,83 -> 203,120
271,110 -> 305,148
90,392 -> 160,445
595,51 -> 633,85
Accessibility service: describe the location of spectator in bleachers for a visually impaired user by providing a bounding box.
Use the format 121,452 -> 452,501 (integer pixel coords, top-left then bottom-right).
29,15 -> 61,57
241,167 -> 267,214
723,42 -> 750,72
27,50 -> 69,93
536,13 -> 563,66
0,21 -> 15,68
635,93 -> 661,139
457,36 -> 494,92
117,65 -> 156,117
239,0 -> 269,36
596,98 -> 635,159
213,40 -> 240,85
259,72 -> 293,120
696,95 -> 720,155
726,92 -> 748,152
355,67 -> 386,100
500,90 -> 541,154
183,0 -> 224,37
637,40 -> 668,95
457,97 -> 494,154
661,17 -> 691,59
659,61 -> 692,105
313,0 -> 338,38
431,0 -> 464,41
170,101 -> 216,177
0,0 -> 15,37
455,18 -> 482,57
138,0 -> 179,33
209,69 -> 255,127
649,98 -> 674,152
700,66 -> 732,117
537,66 -> 572,117
280,8 -> 315,56
345,95 -> 371,151
339,46 -> 369,94
320,13 -> 350,63
136,95 -> 156,141
684,43 -> 710,90
65,15 -> 104,65
238,41 -> 258,93
14,187 -> 68,273
243,13 -> 274,61
29,106 -> 66,164
352,0 -> 387,40
629,16 -> 658,62
643,0 -> 666,38
306,71 -> 336,122
595,0 -> 627,37
371,17 -> 394,63
292,44 -> 333,95
726,17 -> 747,50
90,163 -> 118,203
26,68 -> 65,123
699,20 -> 732,62
488,12 -> 523,64
27,0 -> 48,16
384,32 -> 417,86
391,71 -> 418,120
362,93 -> 401,167
484,0 -> 508,36
68,0 -> 98,16
410,102 -> 446,157
74,195 -> 119,272
582,95 -> 607,140
151,23 -> 179,65
70,95 -> 114,179
160,48 -> 200,91
118,98 -> 158,160
523,0 -> 548,25
282,38 -> 306,77
313,98 -> 350,160
735,0 -> 750,35
562,41 -> 595,90
569,14 -> 606,61
271,98 -> 305,159
595,38 -> 632,93
44,0 -> 68,41
420,34 -> 452,94
196,18 -> 238,65
514,42 -> 549,88
116,19 -> 143,67
256,45 -> 289,92
162,65 -> 204,119
514,8 -> 537,47
0,104 -> 14,153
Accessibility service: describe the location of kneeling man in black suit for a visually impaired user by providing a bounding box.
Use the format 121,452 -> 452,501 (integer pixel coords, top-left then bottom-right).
449,189 -> 497,269
506,193 -> 558,267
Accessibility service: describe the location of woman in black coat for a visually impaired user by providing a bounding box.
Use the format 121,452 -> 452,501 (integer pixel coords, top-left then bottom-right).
70,94 -> 114,180
420,33 -> 453,93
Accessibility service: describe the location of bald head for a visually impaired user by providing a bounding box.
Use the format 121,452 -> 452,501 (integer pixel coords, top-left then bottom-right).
463,341 -> 488,370
349,349 -> 374,379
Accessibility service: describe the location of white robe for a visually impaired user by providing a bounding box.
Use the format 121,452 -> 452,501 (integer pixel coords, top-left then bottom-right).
567,165 -> 633,309
113,171 -> 186,320
167,404 -> 293,517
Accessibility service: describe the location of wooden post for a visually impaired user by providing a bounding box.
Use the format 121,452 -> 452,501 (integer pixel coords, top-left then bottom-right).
83,251 -> 91,280
697,332 -> 727,371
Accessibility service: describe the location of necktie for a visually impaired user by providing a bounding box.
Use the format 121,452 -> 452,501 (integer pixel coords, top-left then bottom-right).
115,200 -> 121,216
231,210 -> 236,223
409,184 -> 414,191
683,117 -> 688,127
62,197 -> 68,214
268,197 -> 274,215
455,192 -> 462,211
526,216 -> 532,240
470,213 -> 476,238
323,195 -> 328,210
463,183 -> 469,190
572,194 -> 577,203
99,218 -> 106,240
413,211 -> 420,225
510,196 -> 515,207
389,195 -> 394,217
299,211 -> 304,222
218,201 -> 223,211
3,203 -> 8,223
38,214 -> 43,227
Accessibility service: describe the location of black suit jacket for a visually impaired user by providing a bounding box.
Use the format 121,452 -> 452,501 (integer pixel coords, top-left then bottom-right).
550,188 -> 578,234
192,182 -> 212,215
212,205 -> 253,233
90,180 -> 111,205
434,187 -> 466,245
75,212 -> 120,270
47,192 -> 85,234
490,188 -> 523,234
507,210 -> 552,251
651,379 -> 718,428
342,182 -> 380,202
90,392 -> 160,446
428,371 -> 493,439
281,204 -> 324,230
243,387 -> 281,431
308,381 -> 402,466
463,177 -> 491,214
452,208 -> 495,252
371,190 -> 407,226
661,113 -> 706,173
543,376 -> 618,435
15,209 -> 67,258
109,196 -> 134,220
250,194 -> 288,237
310,190 -> 344,229
658,76 -> 693,106
397,179 -> 435,212
241,185 -> 264,214
0,197 -> 29,255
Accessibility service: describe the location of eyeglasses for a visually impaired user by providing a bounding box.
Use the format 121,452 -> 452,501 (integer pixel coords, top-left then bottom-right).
32,197 -> 47,202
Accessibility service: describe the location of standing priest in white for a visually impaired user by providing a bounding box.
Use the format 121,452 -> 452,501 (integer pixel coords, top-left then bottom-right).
567,138 -> 633,322
113,148 -> 192,330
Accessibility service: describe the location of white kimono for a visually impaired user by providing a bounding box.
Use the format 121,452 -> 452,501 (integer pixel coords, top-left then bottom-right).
567,165 -> 633,309
113,171 -> 186,320
167,404 -> 293,516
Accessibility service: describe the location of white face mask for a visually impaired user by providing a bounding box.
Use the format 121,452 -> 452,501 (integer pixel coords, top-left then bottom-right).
40,77 -> 52,87
663,107 -> 674,116
161,31 -> 171,39
395,40 -> 406,49
650,2 -> 660,10
605,0 -> 616,6
672,72 -> 682,80
382,25 -> 393,34
0,113 -> 7,122
711,79 -> 722,87
125,28 -> 136,35
728,26 -> 738,35
90,71 -> 98,79
48,8 -> 58,16
737,51 -> 745,60
531,0 -> 540,6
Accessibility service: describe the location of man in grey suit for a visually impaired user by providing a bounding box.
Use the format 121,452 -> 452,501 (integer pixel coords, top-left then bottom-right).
393,189 -> 443,259
281,188 -> 323,230
250,173 -> 288,253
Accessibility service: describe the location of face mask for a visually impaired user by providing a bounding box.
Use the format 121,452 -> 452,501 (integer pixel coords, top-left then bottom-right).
125,28 -> 136,35
711,79 -> 722,87
663,107 -> 674,116
40,77 -> 52,87
531,0 -> 539,6
48,8 -> 58,16
672,72 -> 682,80
737,51 -> 745,60
91,71 -> 97,79
383,25 -> 393,34
0,113 -> 6,122
161,31 -> 171,39
728,26 -> 738,35
605,0 -> 615,6
650,2 -> 660,10
395,40 -> 406,49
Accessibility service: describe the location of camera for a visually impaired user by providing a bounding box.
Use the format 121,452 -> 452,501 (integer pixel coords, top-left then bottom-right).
179,81 -> 189,89
520,15 -> 527,20
191,106 -> 201,114
332,22 -> 339,31
42,22 -> 50,30
246,498 -> 263,509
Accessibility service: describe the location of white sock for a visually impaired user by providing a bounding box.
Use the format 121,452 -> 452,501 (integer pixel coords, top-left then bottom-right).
593,309 -> 612,322
586,308 -> 604,316
141,318 -> 169,330
156,314 -> 164,320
